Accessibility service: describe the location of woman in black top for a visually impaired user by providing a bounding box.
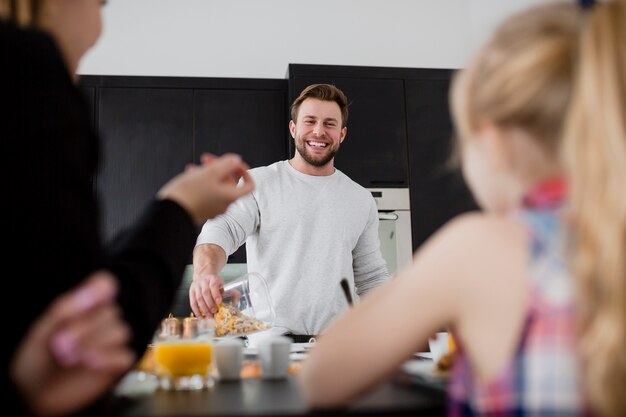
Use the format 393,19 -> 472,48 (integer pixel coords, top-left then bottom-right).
1,1 -> 254,415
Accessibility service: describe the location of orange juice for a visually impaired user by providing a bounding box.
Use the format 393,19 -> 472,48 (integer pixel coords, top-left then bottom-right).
154,341 -> 212,377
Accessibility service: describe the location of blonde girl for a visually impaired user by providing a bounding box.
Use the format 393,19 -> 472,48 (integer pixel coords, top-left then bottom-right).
299,1 -> 626,416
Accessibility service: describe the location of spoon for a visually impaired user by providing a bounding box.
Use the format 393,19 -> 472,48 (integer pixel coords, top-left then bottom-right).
340,278 -> 353,306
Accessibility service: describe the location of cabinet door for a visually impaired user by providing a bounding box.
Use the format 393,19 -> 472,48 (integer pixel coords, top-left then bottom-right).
194,89 -> 289,263
193,89 -> 288,167
291,76 -> 408,188
406,78 -> 478,250
96,88 -> 194,242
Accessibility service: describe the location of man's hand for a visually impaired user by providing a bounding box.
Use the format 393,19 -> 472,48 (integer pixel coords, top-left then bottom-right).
190,244 -> 228,317
189,272 -> 224,317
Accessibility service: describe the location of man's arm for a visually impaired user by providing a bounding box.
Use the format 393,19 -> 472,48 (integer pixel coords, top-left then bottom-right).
190,243 -> 228,317
190,177 -> 261,316
353,198 -> 390,296
193,243 -> 227,277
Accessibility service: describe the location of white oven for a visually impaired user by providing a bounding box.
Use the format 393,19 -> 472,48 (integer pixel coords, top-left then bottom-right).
369,188 -> 413,276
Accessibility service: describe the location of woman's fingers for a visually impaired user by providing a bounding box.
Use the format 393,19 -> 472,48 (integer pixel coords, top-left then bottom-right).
51,304 -> 132,368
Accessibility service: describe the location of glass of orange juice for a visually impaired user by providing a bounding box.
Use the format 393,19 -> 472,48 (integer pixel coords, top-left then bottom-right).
153,315 -> 215,390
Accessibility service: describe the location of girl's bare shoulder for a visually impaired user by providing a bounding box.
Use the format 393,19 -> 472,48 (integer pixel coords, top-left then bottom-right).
411,212 -> 528,290
435,211 -> 526,253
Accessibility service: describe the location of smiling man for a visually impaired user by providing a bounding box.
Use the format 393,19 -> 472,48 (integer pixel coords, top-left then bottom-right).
190,84 -> 389,341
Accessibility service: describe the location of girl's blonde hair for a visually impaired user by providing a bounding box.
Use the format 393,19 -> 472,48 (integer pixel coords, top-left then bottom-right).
563,2 -> 626,416
451,2 -> 626,416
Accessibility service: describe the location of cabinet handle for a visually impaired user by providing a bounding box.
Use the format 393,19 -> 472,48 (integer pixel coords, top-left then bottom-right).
378,213 -> 399,221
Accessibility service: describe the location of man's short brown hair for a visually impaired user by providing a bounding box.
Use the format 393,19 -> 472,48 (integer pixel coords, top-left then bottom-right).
290,84 -> 349,128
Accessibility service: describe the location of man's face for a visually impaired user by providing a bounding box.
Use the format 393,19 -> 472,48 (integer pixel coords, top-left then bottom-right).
289,98 -> 347,167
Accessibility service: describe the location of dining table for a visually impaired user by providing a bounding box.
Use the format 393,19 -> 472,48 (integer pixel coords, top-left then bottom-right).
101,357 -> 447,417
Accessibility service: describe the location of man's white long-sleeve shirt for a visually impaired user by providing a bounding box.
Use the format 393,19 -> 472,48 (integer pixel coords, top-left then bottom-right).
197,160 -> 389,335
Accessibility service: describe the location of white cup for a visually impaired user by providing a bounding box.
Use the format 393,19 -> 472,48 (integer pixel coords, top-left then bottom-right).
214,338 -> 244,381
258,335 -> 291,379
428,332 -> 449,364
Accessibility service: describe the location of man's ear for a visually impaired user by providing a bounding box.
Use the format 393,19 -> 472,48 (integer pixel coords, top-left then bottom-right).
289,120 -> 296,138
339,127 -> 347,144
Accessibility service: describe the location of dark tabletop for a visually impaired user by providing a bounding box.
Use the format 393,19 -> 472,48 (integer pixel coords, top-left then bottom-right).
103,371 -> 446,417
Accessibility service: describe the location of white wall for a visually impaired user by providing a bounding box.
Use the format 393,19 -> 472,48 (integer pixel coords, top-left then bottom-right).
79,0 -> 553,79
468,0 -> 557,50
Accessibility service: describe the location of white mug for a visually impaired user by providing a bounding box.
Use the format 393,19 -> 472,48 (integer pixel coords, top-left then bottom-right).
258,335 -> 291,379
214,338 -> 244,381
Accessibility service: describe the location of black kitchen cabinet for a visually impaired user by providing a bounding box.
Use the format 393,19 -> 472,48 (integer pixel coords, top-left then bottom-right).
193,89 -> 288,168
96,87 -> 194,242
80,76 -> 288,264
289,64 -> 477,251
82,86 -> 96,127
193,88 -> 289,263
289,65 -> 409,188
80,69 -> 475,261
405,75 -> 478,249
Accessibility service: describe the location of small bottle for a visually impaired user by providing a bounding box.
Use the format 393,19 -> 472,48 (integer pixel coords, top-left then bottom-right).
161,313 -> 180,338
183,313 -> 198,338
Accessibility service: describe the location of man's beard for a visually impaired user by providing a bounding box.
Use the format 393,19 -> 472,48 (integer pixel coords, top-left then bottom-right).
294,136 -> 341,167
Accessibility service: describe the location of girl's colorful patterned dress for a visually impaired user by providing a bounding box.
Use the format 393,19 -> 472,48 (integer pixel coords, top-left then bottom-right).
447,178 -> 590,417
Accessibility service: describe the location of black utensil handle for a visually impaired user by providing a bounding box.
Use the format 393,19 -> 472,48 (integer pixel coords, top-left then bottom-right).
340,278 -> 353,306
